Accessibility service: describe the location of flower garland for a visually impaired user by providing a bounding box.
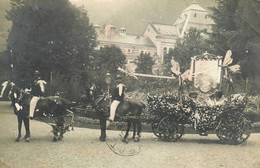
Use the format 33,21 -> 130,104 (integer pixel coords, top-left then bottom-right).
147,93 -> 247,131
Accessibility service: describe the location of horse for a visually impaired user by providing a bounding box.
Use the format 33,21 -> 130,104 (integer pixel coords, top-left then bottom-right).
92,94 -> 145,142
10,83 -> 74,142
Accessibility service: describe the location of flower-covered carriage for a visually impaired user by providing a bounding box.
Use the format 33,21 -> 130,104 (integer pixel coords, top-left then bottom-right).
146,92 -> 251,144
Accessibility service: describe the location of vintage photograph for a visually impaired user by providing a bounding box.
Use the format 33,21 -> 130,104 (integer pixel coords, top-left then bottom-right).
0,0 -> 259,167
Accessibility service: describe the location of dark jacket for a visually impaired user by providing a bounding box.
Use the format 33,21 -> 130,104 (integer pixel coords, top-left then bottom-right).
31,79 -> 44,97
112,84 -> 125,101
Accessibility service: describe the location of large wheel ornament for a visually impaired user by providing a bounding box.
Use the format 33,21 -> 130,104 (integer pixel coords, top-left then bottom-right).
158,117 -> 184,142
216,115 -> 251,145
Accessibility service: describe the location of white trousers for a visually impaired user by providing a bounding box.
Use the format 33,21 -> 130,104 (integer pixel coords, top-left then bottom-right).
29,97 -> 40,117
109,100 -> 120,121
0,81 -> 8,98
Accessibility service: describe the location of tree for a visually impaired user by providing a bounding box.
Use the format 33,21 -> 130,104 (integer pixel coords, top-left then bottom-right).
161,48 -> 174,76
91,45 -> 126,88
5,0 -> 97,96
135,51 -> 154,74
172,28 -> 209,72
208,0 -> 239,55
208,0 -> 260,94
235,0 -> 260,79
0,0 -> 11,52
209,0 -> 260,77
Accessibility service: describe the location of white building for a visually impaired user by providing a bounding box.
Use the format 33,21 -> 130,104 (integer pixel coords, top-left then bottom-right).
94,24 -> 156,63
95,0 -> 214,65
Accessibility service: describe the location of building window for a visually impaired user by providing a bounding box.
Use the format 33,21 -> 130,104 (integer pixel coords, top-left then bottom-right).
194,13 -> 197,17
128,49 -> 132,53
205,15 -> 208,19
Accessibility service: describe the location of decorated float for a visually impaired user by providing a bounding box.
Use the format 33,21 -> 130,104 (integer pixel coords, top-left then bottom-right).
72,50 -> 252,145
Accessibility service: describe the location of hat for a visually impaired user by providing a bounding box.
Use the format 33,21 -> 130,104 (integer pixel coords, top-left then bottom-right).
34,70 -> 40,75
116,75 -> 122,80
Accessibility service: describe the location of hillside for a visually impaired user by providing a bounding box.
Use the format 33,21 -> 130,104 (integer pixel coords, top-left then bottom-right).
0,0 -> 215,52
71,0 -> 216,35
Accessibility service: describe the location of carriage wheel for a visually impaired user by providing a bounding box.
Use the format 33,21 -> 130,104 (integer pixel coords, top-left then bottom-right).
151,122 -> 160,137
158,117 -> 184,142
216,116 -> 251,145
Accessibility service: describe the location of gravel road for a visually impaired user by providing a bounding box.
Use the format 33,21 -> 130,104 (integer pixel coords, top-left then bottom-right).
0,101 -> 259,168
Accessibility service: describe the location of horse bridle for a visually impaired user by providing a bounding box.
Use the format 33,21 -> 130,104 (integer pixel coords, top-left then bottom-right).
93,94 -> 106,105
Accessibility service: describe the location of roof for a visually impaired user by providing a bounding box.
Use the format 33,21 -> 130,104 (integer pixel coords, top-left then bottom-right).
151,22 -> 178,36
173,1 -> 214,27
97,33 -> 155,47
147,22 -> 178,37
183,0 -> 207,13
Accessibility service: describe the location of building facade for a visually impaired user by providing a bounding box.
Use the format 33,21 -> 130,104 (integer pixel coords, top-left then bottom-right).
94,24 -> 156,63
95,0 -> 214,65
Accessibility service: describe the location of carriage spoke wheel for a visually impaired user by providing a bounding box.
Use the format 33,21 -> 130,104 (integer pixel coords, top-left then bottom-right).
216,116 -> 252,145
151,122 -> 160,137
158,117 -> 184,142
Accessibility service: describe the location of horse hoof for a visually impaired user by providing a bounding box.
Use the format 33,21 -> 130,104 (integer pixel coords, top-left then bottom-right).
122,137 -> 130,143
99,136 -> 106,142
134,138 -> 140,142
58,136 -> 63,140
24,135 -> 30,139
53,138 -> 58,142
15,138 -> 20,142
25,138 -> 30,142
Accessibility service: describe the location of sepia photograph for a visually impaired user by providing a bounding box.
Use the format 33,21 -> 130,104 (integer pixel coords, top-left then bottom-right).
0,0 -> 259,167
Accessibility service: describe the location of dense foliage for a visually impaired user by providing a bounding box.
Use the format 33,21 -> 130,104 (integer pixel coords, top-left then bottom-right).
5,0 -> 97,99
91,45 -> 126,89
135,51 -> 154,74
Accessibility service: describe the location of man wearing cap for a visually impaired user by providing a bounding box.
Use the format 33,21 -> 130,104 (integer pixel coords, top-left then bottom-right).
28,70 -> 47,119
108,75 -> 125,124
